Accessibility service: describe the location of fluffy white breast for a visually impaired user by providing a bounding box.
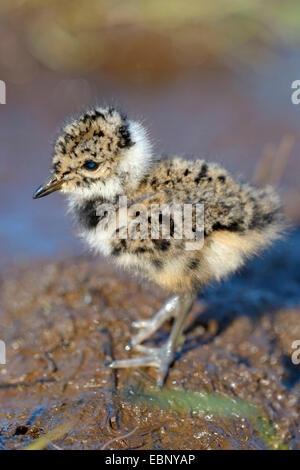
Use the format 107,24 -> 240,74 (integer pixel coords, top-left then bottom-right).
66,120 -> 153,257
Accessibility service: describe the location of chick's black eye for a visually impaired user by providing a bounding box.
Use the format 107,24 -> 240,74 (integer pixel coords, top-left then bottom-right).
83,160 -> 99,171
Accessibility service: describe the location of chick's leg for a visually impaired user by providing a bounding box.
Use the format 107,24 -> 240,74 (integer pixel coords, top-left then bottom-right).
156,293 -> 195,386
128,295 -> 180,350
109,293 -> 195,386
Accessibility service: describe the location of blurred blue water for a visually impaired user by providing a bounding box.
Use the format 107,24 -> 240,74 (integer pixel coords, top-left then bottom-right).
0,52 -> 299,265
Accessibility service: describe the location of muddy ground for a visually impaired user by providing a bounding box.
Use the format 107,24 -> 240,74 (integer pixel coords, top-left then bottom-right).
0,230 -> 299,450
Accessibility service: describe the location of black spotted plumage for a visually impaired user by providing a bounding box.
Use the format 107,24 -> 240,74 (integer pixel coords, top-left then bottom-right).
34,105 -> 284,386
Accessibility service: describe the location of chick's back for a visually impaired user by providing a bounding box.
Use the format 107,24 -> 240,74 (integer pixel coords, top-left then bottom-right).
109,157 -> 283,293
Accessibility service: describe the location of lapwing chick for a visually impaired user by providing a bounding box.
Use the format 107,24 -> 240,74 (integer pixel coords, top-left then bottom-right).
33,107 -> 283,386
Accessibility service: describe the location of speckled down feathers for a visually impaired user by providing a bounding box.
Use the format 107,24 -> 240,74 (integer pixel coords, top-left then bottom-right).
106,157 -> 282,292
51,107 -> 284,293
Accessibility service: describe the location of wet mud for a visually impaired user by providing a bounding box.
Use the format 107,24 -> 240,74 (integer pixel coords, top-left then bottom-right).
0,231 -> 299,449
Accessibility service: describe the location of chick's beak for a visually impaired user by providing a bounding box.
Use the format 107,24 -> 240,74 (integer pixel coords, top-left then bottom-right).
33,175 -> 63,199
